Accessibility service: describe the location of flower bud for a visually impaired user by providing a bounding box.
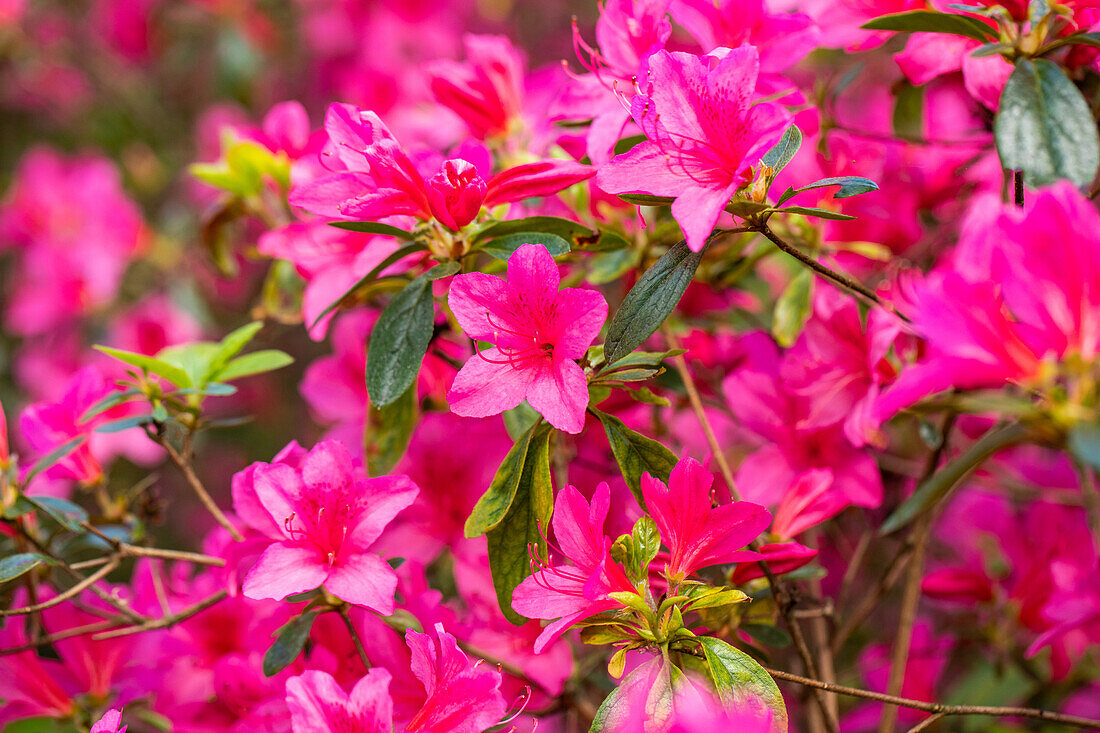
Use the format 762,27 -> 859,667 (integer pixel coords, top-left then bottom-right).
426,159 -> 486,231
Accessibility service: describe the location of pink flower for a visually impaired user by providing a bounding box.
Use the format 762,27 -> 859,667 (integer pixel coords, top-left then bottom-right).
237,439 -> 419,613
596,47 -> 790,251
427,34 -> 525,140
426,159 -> 486,230
642,458 -> 769,579
402,625 -> 507,732
90,709 -> 127,733
671,0 -> 820,73
512,482 -> 635,653
286,668 -> 393,733
446,243 -> 608,434
285,626 -> 505,733
289,103 -> 593,229
876,183 -> 1100,422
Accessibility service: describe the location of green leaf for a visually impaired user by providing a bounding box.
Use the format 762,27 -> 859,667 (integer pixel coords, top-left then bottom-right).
697,636 -> 788,733
994,58 -> 1100,187
465,422 -> 545,538
263,610 -> 321,677
741,622 -> 793,649
25,496 -> 88,533
603,239 -> 706,366
216,350 -> 294,381
480,232 -> 571,260
0,553 -> 50,583
629,516 -> 662,582
79,389 -> 142,423
684,586 -> 750,610
366,381 -> 419,476
861,10 -> 998,42
1057,31 -> 1100,48
156,342 -> 220,388
590,658 -> 676,732
773,206 -> 857,221
94,346 -> 193,388
327,220 -> 416,239
365,275 -> 435,408
2,717 -> 82,733
796,176 -> 879,199
502,402 -> 541,441
23,436 -> 87,486
475,216 -> 595,243
486,425 -> 553,624
593,409 -> 677,507
1069,422 -> 1100,471
760,125 -> 802,179
881,423 -> 1029,534
205,321 -> 264,380
587,248 -> 640,285
772,269 -> 813,347
617,193 -> 676,207
425,261 -> 461,280
94,415 -> 153,433
309,241 -> 429,328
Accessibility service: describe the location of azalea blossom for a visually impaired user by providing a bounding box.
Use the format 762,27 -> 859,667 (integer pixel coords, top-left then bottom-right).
447,243 -> 608,434
237,439 -> 419,613
640,457 -> 770,580
289,103 -> 594,230
512,482 -> 635,653
90,709 -> 127,733
597,46 -> 790,251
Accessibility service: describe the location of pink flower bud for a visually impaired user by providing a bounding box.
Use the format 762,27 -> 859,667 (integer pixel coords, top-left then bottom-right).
426,159 -> 486,231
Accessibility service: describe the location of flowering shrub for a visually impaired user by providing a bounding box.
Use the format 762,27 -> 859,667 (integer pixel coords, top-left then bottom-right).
4,0 -> 1100,731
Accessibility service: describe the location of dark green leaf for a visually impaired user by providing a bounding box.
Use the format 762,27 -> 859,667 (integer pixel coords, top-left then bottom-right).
774,206 -> 857,221
26,496 -> 89,533
617,193 -> 676,207
994,58 -> 1100,187
263,610 -> 321,677
475,216 -> 594,243
0,553 -> 50,583
697,637 -> 788,732
365,275 -> 435,408
309,241 -> 429,328
861,10 -> 997,42
796,176 -> 879,198
593,409 -> 677,507
465,422 -> 544,538
24,436 -> 87,486
580,230 -> 633,253
2,716 -> 82,733
502,402 -> 540,441
480,232 -> 571,260
173,383 -> 237,397
970,41 -> 1013,56
604,240 -> 706,365
425,261 -> 461,280
366,381 -> 419,476
486,425 -> 553,624
216,350 -> 294,381
760,125 -> 802,177
327,220 -> 416,239
587,248 -> 640,285
1059,31 -> 1100,47
881,423 -> 1029,534
93,346 -> 192,388
1068,422 -> 1100,472
94,415 -> 152,433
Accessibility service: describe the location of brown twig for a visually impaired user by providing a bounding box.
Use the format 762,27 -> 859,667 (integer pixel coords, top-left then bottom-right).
765,667 -> 1100,729
0,557 -> 120,617
753,224 -> 899,319
150,429 -> 242,541
0,620 -> 117,656
90,589 -> 227,640
905,712 -> 946,733
80,521 -> 226,566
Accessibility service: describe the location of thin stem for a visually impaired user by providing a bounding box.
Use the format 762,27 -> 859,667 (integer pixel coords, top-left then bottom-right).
0,620 -> 116,656
1013,170 -> 1025,208
905,713 -> 946,733
753,224 -> 905,321
0,558 -> 120,616
150,429 -> 242,541
338,605 -> 370,669
91,590 -> 227,640
765,667 -> 1100,730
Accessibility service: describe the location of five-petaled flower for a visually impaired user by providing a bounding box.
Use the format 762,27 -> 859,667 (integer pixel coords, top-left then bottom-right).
642,457 -> 771,581
237,439 -> 419,614
596,46 -> 790,252
447,243 -> 608,434
512,482 -> 635,652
